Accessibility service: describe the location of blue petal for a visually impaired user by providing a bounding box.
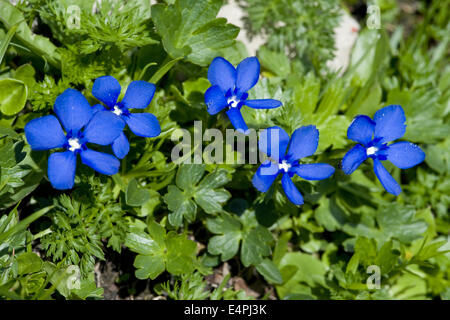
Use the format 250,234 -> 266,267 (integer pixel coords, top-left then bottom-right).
286,125 -> 319,161
121,81 -> 156,109
207,57 -> 236,93
83,111 -> 125,145
373,158 -> 401,195
236,57 -> 260,94
374,105 -> 406,143
386,141 -> 425,169
205,85 -> 228,115
293,163 -> 335,180
258,126 -> 290,160
281,173 -> 304,205
112,132 -> 130,159
245,99 -> 282,109
80,149 -> 120,175
342,144 -> 367,174
47,151 -> 77,190
54,88 -> 93,133
25,115 -> 67,151
92,104 -> 106,114
252,160 -> 280,192
225,108 -> 249,133
92,75 -> 121,108
347,115 -> 375,145
125,112 -> 161,137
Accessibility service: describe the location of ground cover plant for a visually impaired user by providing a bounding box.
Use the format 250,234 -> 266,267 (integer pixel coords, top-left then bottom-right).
0,0 -> 448,300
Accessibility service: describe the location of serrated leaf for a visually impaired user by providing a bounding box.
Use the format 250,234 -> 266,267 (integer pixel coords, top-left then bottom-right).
176,164 -> 205,190
256,259 -> 283,284
0,1 -> 60,68
17,252 -> 43,275
164,185 -> 197,227
126,224 -> 197,280
152,0 -> 239,66
377,204 -> 428,243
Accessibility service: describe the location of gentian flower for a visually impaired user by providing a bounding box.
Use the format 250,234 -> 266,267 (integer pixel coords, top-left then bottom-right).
342,105 -> 425,195
252,126 -> 335,205
204,57 -> 282,133
24,89 -> 125,190
91,76 -> 161,159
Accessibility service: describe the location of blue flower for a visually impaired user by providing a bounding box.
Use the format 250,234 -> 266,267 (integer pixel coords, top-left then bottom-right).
24,88 -> 125,190
342,105 -> 425,195
252,126 -> 335,205
91,76 -> 161,159
205,57 -> 283,133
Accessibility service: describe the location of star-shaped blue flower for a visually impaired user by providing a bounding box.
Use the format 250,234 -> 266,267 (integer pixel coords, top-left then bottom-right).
204,57 -> 283,133
342,105 -> 425,195
252,126 -> 335,205
91,76 -> 161,159
24,88 -> 125,190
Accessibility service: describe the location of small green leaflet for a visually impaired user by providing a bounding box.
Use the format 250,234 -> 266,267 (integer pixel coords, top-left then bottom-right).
163,164 -> 231,227
125,221 -> 197,280
152,0 -> 239,66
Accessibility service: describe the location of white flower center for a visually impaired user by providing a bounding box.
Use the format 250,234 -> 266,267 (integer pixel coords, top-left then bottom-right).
112,106 -> 122,116
278,160 -> 291,172
366,146 -> 378,156
68,138 -> 81,152
227,96 -> 239,108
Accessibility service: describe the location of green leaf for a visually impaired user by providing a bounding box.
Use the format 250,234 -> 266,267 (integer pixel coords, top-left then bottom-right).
377,204 -> 428,243
164,185 -> 197,227
206,211 -> 273,267
149,57 -> 183,83
0,22 -> 18,65
255,259 -> 283,284
0,0 -> 60,68
14,64 -> 36,90
134,254 -> 165,280
165,232 -> 197,274
17,252 -> 43,275
241,226 -> 272,267
152,0 -> 239,66
0,125 -> 20,140
126,223 -> 197,280
126,178 -> 151,207
124,228 -> 161,255
176,164 -> 205,190
206,213 -> 241,261
276,252 -> 327,299
0,79 -> 27,116
164,165 -> 231,226
258,46 -> 291,78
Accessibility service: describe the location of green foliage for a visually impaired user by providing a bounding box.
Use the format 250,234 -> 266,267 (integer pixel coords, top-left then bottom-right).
125,221 -> 197,280
206,210 -> 274,268
0,79 -> 27,116
239,0 -> 341,72
31,0 -> 158,55
0,0 -> 448,301
155,272 -> 251,300
152,0 -> 239,66
163,164 -> 231,227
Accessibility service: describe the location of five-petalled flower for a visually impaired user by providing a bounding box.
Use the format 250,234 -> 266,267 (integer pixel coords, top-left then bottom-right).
91,76 -> 161,159
342,105 -> 425,195
204,57 -> 282,133
252,126 -> 335,205
24,88 -> 125,190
